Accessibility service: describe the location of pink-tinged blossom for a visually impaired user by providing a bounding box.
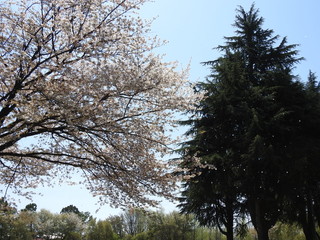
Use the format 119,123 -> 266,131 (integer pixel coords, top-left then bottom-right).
0,0 -> 201,207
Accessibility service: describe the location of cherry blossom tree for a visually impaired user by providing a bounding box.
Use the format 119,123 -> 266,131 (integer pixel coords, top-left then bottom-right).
0,0 -> 200,207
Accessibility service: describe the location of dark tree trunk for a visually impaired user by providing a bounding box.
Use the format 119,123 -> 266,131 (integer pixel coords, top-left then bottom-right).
225,197 -> 234,240
301,191 -> 320,240
302,218 -> 320,240
254,201 -> 270,240
256,226 -> 269,240
217,197 -> 234,240
248,199 -> 272,240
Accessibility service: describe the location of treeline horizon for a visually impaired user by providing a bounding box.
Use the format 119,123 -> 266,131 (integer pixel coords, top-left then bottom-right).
0,199 -> 307,240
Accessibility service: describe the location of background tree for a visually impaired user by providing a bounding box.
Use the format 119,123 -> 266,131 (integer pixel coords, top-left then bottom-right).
58,212 -> 86,239
22,203 -> 37,212
19,203 -> 38,238
33,209 -> 55,238
61,205 -> 81,215
0,0 -> 199,207
122,208 -> 149,236
2,203 -> 312,240
8,215 -> 34,240
0,198 -> 17,240
64,232 -> 82,240
108,215 -> 126,238
33,209 -> 85,239
0,199 -> 35,240
86,219 -> 117,240
60,205 -> 91,223
146,211 -> 195,240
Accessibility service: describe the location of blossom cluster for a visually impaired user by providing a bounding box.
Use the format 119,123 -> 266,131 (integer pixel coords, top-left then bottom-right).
0,0 -> 201,207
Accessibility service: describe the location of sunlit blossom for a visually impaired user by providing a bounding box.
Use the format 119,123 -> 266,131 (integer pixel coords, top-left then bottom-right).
0,0 -> 201,207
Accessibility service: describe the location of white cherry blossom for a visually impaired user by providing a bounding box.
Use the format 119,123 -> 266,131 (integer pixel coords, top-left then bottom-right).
0,0 -> 201,207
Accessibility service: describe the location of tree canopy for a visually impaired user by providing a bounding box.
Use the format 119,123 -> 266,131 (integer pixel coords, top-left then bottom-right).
0,0 -> 200,207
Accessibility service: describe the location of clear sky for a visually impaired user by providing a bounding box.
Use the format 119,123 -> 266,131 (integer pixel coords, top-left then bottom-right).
8,0 -> 320,220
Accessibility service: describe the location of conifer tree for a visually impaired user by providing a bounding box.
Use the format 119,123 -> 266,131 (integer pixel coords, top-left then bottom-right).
178,51 -> 249,240
178,4 -> 307,240
281,72 -> 320,240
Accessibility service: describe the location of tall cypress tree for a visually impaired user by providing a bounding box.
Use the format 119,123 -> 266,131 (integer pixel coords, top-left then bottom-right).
178,4 -> 306,240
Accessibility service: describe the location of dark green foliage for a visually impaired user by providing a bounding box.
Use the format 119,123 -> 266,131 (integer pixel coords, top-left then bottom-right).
177,4 -> 319,240
132,232 -> 149,240
178,51 -> 250,240
64,232 -> 82,240
61,205 -> 92,223
61,205 -> 81,215
279,71 -> 320,240
22,203 -> 37,212
0,199 -> 33,240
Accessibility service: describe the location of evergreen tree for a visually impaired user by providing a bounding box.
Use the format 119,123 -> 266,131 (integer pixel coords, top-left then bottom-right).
178,51 -> 249,240
280,71 -> 320,240
178,4 -> 308,240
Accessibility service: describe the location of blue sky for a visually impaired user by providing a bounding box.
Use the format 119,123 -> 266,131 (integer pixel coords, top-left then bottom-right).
11,0 -> 320,220
141,0 -> 319,82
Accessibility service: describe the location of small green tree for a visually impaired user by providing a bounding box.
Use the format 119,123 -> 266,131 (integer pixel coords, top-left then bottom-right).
0,198 -> 18,240
22,203 -> 37,212
121,208 -> 149,236
86,219 -> 118,240
33,209 -> 85,239
64,231 -> 82,240
7,218 -> 34,240
148,211 -> 194,240
61,205 -> 81,215
16,210 -> 37,239
61,205 -> 92,223
108,215 -> 126,238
